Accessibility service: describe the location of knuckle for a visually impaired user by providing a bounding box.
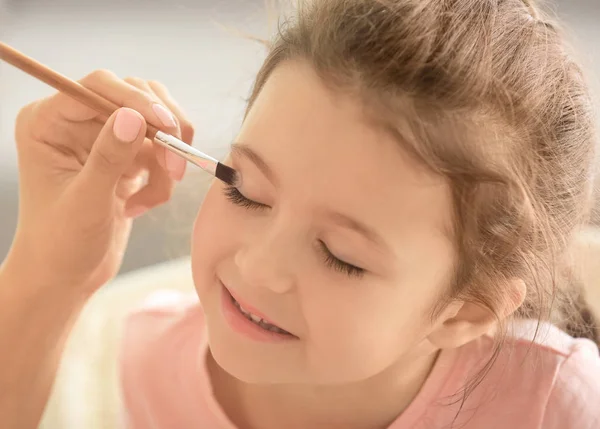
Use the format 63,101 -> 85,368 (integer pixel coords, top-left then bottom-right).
119,90 -> 155,113
15,105 -> 34,141
130,89 -> 155,106
148,80 -> 167,92
94,145 -> 123,170
16,100 -> 49,142
16,101 -> 36,126
83,68 -> 117,83
124,76 -> 147,88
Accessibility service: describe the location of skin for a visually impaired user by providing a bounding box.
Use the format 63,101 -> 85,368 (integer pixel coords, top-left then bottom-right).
193,60 -> 526,429
0,71 -> 193,429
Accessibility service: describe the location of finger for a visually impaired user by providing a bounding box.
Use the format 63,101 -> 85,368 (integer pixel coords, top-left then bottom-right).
116,154 -> 149,196
148,80 -> 195,182
80,70 -> 179,136
116,156 -> 149,200
37,91 -> 100,123
115,173 -> 146,201
148,81 -> 195,144
124,77 -> 186,182
76,108 -> 147,200
28,115 -> 104,167
122,155 -> 147,179
123,143 -> 174,218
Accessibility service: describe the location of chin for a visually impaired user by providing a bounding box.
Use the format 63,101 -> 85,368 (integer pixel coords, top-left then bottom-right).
208,338 -> 283,384
198,278 -> 305,384
205,320 -> 306,384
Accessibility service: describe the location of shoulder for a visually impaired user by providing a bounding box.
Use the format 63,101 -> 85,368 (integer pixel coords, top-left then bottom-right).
119,290 -> 208,426
119,290 -> 205,392
121,289 -> 203,365
497,321 -> 600,428
540,334 -> 600,428
441,321 -> 600,428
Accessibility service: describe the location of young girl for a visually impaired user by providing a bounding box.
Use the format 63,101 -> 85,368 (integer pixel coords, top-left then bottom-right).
1,0 -> 599,428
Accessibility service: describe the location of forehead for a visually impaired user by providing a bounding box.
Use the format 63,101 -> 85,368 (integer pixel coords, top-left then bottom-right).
237,60 -> 454,246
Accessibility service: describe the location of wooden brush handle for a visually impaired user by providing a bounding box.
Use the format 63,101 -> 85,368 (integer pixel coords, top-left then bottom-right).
0,41 -> 160,139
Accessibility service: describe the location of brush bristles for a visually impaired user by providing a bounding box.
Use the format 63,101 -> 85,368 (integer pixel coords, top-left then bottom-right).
215,163 -> 240,187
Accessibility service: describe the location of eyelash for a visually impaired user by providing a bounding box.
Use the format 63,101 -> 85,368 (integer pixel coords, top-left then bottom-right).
223,186 -> 366,278
318,240 -> 365,278
223,186 -> 268,210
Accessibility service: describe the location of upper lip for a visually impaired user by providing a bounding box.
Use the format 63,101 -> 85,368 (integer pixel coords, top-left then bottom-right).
222,281 -> 296,336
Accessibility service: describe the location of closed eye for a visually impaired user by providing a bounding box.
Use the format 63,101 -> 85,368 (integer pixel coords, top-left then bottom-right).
318,240 -> 365,278
223,186 -> 268,210
224,186 -> 365,278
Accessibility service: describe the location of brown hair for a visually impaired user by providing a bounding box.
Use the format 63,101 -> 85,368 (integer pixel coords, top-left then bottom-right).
244,0 -> 599,387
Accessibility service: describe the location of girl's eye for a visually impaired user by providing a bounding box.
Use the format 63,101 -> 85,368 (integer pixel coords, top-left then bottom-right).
318,240 -> 365,278
224,186 -> 364,278
223,186 -> 268,210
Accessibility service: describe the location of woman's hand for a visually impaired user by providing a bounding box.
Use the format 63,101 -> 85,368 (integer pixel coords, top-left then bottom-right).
0,70 -> 194,429
8,70 -> 194,293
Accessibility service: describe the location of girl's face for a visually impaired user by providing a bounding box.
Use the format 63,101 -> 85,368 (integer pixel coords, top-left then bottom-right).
192,60 -> 456,384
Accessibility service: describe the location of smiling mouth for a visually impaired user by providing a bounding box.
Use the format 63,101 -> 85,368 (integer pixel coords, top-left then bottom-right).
227,291 -> 293,336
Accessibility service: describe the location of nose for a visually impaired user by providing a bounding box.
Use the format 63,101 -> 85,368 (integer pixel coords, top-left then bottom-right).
234,224 -> 296,294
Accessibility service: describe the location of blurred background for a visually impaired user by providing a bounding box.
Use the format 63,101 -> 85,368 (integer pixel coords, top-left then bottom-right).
0,0 -> 599,274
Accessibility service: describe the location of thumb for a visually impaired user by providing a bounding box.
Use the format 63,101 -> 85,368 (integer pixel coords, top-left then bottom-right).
79,108 -> 147,194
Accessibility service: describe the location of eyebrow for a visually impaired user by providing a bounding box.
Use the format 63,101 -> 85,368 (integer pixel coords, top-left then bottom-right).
230,143 -> 389,251
325,211 -> 389,251
230,143 -> 277,185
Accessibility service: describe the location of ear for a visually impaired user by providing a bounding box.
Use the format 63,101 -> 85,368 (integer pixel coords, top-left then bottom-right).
426,279 -> 526,349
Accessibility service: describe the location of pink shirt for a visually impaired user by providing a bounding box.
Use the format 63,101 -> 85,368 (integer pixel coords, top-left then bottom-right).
120,291 -> 600,428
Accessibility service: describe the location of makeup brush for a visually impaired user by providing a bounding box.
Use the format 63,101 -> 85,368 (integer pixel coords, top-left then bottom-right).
0,41 -> 240,187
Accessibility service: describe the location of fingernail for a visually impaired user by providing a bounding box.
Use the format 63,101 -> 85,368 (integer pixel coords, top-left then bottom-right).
114,109 -> 143,142
166,150 -> 186,181
152,103 -> 177,128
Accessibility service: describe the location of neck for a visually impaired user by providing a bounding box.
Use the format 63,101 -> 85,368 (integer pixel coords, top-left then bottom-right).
209,350 -> 440,429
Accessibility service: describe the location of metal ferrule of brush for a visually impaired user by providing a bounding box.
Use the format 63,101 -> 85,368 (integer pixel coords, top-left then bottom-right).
154,131 -> 218,176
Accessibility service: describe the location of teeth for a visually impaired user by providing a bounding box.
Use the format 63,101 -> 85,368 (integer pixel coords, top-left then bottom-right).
231,297 -> 290,335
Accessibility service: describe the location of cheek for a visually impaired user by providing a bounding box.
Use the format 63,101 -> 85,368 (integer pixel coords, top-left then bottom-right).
302,282 -> 436,380
191,185 -> 241,294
